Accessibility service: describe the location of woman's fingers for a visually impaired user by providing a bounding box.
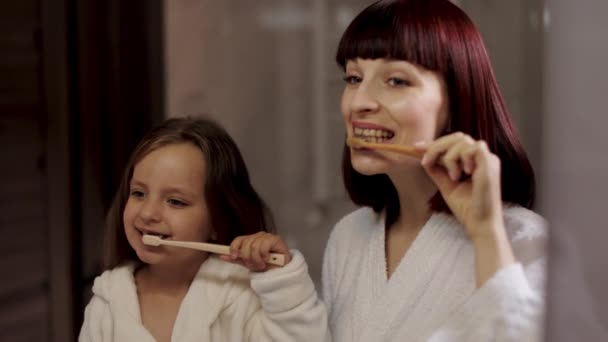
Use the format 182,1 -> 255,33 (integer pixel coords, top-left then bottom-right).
422,159 -> 454,193
461,142 -> 478,175
442,138 -> 475,181
422,133 -> 476,181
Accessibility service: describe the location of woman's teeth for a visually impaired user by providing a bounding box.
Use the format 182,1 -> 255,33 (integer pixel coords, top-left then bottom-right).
353,127 -> 394,143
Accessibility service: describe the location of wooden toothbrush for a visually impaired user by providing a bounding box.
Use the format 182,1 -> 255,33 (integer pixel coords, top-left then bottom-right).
346,136 -> 425,159
142,234 -> 286,266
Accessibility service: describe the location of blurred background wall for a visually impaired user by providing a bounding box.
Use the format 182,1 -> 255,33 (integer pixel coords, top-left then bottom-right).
540,0 -> 608,340
0,0 -> 606,340
163,0 -> 544,291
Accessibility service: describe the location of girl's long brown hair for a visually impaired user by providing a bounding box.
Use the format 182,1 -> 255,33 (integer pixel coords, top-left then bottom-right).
103,117 -> 275,269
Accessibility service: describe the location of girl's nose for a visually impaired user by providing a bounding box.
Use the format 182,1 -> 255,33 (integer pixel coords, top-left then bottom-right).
139,198 -> 162,223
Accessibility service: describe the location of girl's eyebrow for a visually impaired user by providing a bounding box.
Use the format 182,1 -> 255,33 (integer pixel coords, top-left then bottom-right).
129,181 -> 198,199
163,186 -> 197,198
129,180 -> 146,188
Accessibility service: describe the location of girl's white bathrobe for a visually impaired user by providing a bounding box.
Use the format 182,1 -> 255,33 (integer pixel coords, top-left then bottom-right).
79,250 -> 328,342
323,206 -> 547,342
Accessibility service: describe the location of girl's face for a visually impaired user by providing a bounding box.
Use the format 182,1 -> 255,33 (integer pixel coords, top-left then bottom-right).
123,142 -> 212,266
341,58 -> 449,176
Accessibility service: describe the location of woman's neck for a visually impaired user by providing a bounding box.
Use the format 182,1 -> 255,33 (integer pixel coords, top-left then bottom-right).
388,166 -> 437,232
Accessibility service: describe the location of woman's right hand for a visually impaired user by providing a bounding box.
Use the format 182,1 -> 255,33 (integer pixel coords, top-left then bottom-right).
418,132 -> 504,240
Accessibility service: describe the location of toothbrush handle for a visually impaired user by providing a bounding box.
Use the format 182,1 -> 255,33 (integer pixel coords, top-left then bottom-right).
160,240 -> 286,266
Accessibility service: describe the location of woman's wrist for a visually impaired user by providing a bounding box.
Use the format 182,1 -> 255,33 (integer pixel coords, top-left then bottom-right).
466,211 -> 504,241
470,220 -> 516,287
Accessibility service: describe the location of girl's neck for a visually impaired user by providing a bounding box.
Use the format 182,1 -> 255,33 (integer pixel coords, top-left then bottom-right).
137,254 -> 208,293
388,166 -> 437,232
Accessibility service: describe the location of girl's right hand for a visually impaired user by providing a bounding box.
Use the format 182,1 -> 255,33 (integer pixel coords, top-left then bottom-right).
221,232 -> 292,272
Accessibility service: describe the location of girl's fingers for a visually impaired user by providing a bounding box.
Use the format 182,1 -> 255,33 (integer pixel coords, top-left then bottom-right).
225,232 -> 291,271
238,234 -> 256,268
249,236 -> 267,270
258,237 -> 275,261
229,236 -> 244,259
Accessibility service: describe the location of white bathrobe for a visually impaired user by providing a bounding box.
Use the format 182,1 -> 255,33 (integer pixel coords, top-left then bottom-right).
79,250 -> 328,342
323,206 -> 547,342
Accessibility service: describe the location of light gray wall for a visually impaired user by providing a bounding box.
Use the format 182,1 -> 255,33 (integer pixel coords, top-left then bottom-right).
540,0 -> 608,339
164,4 -> 608,339
461,0 -> 544,174
163,0 -> 545,288
164,0 -> 369,287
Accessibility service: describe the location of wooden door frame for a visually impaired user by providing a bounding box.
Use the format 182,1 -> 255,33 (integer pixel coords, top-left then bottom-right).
40,0 -> 76,340
40,0 -> 164,340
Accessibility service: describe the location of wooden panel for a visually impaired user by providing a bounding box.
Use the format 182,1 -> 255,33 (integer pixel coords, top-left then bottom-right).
0,289 -> 49,342
0,251 -> 47,298
0,2 -> 40,106
0,1 -> 51,341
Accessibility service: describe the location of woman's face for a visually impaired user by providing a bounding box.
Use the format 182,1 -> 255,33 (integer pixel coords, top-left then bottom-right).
341,58 -> 449,176
123,142 -> 212,267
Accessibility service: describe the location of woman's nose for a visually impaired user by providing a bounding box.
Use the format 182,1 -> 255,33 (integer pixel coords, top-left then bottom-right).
350,83 -> 380,114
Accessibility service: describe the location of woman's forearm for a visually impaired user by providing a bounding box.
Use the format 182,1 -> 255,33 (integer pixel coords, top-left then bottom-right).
471,220 -> 516,287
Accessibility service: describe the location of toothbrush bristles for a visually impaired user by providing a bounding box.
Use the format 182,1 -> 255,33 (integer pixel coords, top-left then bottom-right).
142,234 -> 162,246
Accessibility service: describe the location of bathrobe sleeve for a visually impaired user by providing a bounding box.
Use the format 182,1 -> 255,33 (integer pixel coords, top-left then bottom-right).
429,207 -> 548,342
218,250 -> 330,342
79,296 -> 113,342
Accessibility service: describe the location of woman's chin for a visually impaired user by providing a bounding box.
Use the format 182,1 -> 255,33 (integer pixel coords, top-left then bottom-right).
352,157 -> 419,176
350,152 -> 392,174
351,161 -> 386,176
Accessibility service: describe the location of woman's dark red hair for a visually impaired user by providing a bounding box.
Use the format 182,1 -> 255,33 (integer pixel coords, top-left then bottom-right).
337,0 -> 535,226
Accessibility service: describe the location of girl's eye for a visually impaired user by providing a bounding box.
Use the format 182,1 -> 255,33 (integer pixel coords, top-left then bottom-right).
167,199 -> 188,207
130,190 -> 145,198
388,77 -> 411,87
343,75 -> 362,85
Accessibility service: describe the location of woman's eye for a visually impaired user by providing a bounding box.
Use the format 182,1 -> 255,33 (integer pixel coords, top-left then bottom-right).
130,190 -> 145,198
167,199 -> 187,207
387,77 -> 410,87
343,75 -> 362,85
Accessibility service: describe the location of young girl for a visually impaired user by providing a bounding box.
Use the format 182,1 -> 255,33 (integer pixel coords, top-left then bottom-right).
323,0 -> 547,341
79,117 -> 327,342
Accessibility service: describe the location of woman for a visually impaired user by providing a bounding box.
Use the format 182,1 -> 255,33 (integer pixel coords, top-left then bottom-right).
322,0 -> 547,341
